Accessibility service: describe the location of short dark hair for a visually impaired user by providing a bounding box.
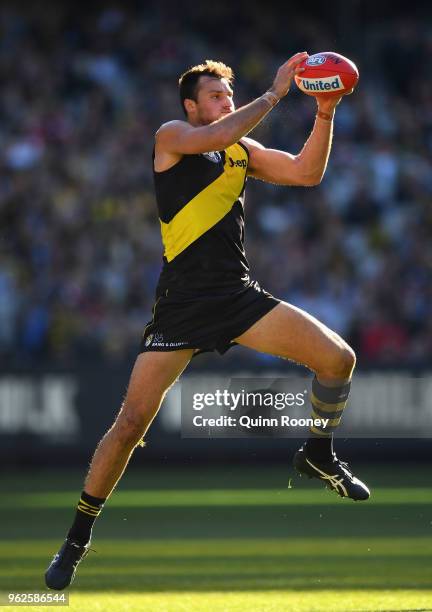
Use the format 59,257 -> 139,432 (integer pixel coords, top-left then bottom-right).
178,60 -> 234,116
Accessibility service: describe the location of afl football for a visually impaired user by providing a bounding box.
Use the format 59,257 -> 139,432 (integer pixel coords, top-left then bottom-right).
295,52 -> 359,97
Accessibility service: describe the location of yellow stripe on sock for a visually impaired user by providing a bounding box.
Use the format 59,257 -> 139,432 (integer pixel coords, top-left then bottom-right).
77,502 -> 101,516
311,410 -> 341,429
310,391 -> 347,412
79,499 -> 101,511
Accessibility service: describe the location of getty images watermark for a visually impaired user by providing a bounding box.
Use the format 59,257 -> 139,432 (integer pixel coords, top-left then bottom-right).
181,377 -> 327,438
180,374 -> 432,439
191,388 -> 328,431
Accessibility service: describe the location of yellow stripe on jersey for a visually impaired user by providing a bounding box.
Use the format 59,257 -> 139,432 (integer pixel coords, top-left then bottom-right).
160,143 -> 248,262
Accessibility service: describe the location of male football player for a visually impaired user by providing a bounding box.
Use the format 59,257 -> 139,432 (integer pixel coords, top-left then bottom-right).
45,52 -> 369,590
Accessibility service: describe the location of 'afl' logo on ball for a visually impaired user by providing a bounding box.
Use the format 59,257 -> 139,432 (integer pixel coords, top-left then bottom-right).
145,334 -> 153,347
306,55 -> 327,66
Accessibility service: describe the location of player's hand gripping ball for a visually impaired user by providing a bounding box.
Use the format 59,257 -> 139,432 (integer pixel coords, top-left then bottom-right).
294,52 -> 359,97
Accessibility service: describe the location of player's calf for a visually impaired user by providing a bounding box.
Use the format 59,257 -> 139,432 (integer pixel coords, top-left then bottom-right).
296,368 -> 369,500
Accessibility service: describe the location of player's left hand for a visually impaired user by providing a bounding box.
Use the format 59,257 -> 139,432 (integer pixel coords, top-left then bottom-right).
316,88 -> 354,113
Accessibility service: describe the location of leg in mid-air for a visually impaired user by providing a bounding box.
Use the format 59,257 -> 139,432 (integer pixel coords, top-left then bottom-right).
234,301 -> 370,501
45,349 -> 194,590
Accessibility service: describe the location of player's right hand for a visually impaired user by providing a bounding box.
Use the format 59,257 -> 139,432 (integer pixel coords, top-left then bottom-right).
269,52 -> 309,99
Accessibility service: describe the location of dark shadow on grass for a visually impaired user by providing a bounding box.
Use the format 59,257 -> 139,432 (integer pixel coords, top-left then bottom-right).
2,557 -> 432,593
1,504 -> 431,540
3,553 -> 431,569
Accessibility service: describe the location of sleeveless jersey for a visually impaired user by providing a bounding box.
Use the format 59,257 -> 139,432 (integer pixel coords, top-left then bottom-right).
153,141 -> 251,294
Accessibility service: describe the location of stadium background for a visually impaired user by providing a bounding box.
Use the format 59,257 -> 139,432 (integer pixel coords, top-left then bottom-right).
0,1 -> 431,610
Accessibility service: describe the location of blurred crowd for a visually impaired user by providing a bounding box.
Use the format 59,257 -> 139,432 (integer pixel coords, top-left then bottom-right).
0,1 -> 431,368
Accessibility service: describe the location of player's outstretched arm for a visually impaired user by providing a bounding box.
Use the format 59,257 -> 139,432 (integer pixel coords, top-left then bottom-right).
243,95 -> 346,187
156,52 -> 308,156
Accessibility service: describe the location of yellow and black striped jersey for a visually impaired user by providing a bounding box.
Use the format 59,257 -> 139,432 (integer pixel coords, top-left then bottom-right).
153,141 -> 250,294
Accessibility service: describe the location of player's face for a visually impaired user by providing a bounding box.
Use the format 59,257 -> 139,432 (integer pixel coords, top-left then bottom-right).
193,76 -> 235,124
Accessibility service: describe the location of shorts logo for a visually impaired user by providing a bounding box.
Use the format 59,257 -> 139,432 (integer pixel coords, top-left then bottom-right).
145,331 -> 188,349
306,55 -> 327,66
202,151 -> 222,163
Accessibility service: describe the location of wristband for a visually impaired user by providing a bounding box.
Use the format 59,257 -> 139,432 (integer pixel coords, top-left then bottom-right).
316,109 -> 334,121
262,91 -> 280,108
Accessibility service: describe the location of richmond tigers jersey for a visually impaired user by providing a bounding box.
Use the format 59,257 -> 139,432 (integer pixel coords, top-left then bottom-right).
153,141 -> 251,294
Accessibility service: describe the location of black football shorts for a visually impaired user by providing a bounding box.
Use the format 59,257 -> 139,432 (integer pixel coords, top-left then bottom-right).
139,279 -> 280,356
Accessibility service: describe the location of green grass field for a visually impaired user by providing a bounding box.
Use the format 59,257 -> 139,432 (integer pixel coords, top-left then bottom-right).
1,463 -> 431,611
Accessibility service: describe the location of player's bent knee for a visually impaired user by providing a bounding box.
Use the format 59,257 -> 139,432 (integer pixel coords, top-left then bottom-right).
342,345 -> 356,374
113,410 -> 148,447
335,344 -> 356,377
322,343 -> 356,379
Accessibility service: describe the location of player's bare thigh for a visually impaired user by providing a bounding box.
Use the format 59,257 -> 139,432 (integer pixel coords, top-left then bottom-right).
116,349 -> 194,432
233,301 -> 355,379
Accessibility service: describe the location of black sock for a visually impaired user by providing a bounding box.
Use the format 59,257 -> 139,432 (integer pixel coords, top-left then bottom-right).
309,376 -> 351,437
67,490 -> 106,545
305,435 -> 334,462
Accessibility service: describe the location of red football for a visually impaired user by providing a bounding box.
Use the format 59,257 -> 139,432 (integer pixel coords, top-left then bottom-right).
294,52 -> 359,97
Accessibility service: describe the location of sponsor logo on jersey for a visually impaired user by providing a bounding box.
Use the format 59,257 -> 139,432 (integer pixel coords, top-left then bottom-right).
306,55 -> 327,66
299,75 -> 344,92
145,333 -> 154,347
202,151 -> 222,163
228,157 -> 247,168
